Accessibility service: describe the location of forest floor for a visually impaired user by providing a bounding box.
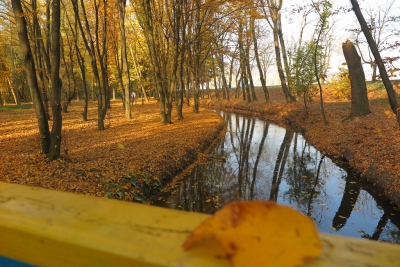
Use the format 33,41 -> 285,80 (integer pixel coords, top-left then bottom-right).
200,83 -> 400,207
0,100 -> 225,202
1,83 -> 400,207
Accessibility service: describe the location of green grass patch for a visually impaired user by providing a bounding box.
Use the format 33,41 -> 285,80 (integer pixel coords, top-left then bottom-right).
0,104 -> 33,111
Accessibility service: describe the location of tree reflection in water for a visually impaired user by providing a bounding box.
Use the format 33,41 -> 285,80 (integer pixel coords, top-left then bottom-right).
152,111 -> 400,243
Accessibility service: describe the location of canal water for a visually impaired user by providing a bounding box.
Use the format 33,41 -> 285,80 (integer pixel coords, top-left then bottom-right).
152,111 -> 400,243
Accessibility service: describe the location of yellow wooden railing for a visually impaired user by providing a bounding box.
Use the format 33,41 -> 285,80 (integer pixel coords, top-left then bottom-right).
1,182 -> 400,267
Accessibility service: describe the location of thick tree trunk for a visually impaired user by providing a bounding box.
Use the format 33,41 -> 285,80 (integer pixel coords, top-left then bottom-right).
350,0 -> 400,125
11,0 -> 51,154
342,40 -> 371,117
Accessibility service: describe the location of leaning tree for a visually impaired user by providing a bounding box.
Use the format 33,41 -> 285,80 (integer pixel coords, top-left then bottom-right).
11,0 -> 63,160
350,0 -> 400,125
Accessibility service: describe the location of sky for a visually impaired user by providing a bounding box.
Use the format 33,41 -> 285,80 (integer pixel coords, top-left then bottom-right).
263,0 -> 400,84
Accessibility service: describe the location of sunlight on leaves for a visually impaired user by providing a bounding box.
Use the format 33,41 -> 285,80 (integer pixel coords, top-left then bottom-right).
183,200 -> 323,267
117,142 -> 125,149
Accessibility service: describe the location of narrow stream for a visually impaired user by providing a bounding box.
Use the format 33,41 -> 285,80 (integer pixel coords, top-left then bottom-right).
152,111 -> 400,243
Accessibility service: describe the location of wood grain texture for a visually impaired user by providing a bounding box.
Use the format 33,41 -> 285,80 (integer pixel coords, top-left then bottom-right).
0,182 -> 399,267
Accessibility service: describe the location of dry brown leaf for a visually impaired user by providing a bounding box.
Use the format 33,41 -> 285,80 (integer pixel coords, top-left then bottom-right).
183,200 -> 323,267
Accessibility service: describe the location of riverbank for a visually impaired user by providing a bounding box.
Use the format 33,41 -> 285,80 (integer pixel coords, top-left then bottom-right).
0,100 -> 225,202
200,87 -> 400,208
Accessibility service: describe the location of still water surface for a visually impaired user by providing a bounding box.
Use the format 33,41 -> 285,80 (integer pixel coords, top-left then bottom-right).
152,111 -> 400,243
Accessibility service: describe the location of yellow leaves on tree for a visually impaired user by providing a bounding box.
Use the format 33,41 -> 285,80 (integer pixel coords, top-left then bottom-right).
183,200 -> 323,267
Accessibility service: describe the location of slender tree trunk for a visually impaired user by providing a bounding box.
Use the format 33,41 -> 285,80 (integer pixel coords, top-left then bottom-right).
8,45 -> 21,106
211,55 -> 220,100
6,77 -> 20,105
135,0 -> 168,123
238,23 -> 251,102
73,0 -> 108,130
48,0 -> 63,160
65,9 -> 89,121
251,17 -> 269,102
271,20 -> 293,103
277,14 -> 292,92
350,0 -> 400,125
217,52 -> 229,100
118,0 -> 131,119
32,0 -> 51,120
265,0 -> 295,103
129,44 -> 149,103
177,3 -> 187,119
371,64 -> 378,82
313,4 -> 329,125
177,0 -> 188,118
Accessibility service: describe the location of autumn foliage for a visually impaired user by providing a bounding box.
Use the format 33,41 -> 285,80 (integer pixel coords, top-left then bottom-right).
0,100 -> 224,202
200,84 -> 400,207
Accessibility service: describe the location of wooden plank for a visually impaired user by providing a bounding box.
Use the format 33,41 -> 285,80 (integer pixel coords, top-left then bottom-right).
0,182 -> 399,267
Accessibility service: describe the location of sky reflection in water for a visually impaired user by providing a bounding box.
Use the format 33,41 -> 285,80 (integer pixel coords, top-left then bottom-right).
153,111 -> 400,243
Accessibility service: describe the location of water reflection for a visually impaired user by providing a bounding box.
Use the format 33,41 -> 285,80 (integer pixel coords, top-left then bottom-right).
152,111 -> 400,243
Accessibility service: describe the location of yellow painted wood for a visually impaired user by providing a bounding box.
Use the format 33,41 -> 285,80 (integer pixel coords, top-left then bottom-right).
0,182 -> 400,267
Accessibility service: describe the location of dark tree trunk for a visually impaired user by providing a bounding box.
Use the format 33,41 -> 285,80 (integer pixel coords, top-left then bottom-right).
342,40 -> 371,117
217,52 -> 229,100
251,17 -> 269,102
11,0 -> 51,154
48,0 -> 63,160
332,174 -> 360,230
350,0 -> 400,125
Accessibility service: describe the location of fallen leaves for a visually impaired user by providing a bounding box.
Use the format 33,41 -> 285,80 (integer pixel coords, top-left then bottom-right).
183,200 -> 323,267
0,100 -> 224,202
200,85 -> 400,207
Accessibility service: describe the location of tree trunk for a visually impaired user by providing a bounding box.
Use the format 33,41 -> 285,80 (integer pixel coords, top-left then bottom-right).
129,44 -> 149,103
251,17 -> 269,102
118,0 -> 131,119
264,0 -> 295,103
47,0 -> 63,160
211,55 -> 220,100
372,64 -> 378,82
238,23 -> 251,102
350,0 -> 400,125
216,51 -> 229,100
11,0 -> 51,154
66,11 -> 89,121
277,14 -> 292,93
342,40 -> 371,117
271,17 -> 294,103
6,77 -> 21,105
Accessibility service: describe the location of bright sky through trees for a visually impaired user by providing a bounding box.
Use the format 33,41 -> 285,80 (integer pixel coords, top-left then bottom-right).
260,0 -> 400,85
